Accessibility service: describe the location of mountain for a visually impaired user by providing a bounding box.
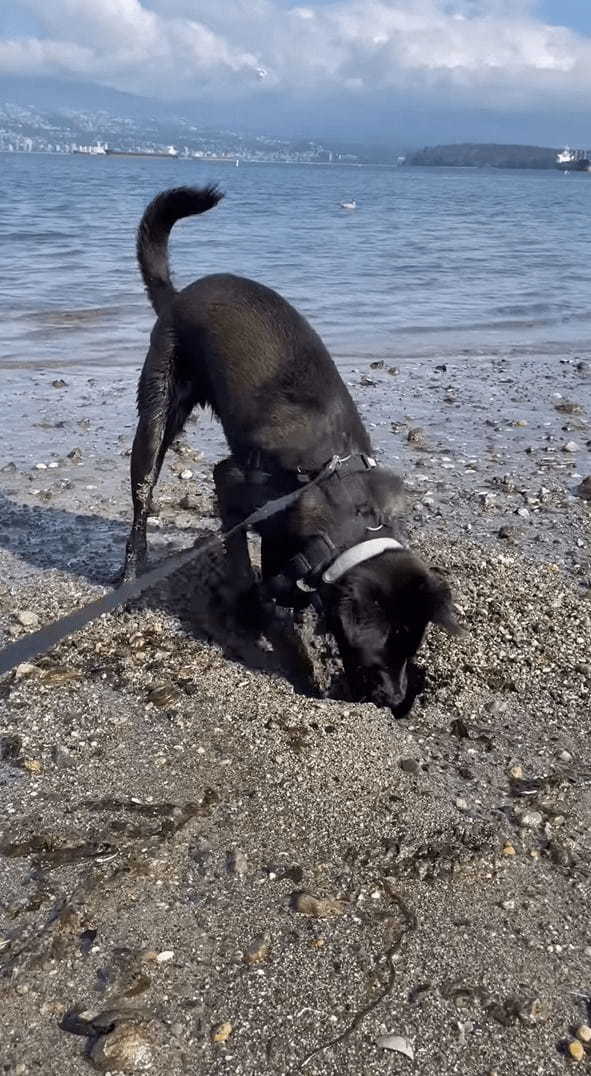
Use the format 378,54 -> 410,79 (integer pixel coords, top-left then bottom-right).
0,94 -> 398,164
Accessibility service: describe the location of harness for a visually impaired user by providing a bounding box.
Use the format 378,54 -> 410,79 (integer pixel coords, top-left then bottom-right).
241,450 -> 404,605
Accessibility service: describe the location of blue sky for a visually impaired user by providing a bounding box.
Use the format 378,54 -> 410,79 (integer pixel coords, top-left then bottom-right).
1,2 -> 591,142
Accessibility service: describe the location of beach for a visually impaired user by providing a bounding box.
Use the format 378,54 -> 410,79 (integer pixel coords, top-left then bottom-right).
1,351 -> 590,1074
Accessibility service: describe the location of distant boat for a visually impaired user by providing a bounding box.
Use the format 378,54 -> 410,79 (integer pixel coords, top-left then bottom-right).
556,147 -> 590,172
340,199 -> 357,209
105,145 -> 179,159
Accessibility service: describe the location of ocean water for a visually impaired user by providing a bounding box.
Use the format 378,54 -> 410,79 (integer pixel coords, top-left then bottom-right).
1,152 -> 591,369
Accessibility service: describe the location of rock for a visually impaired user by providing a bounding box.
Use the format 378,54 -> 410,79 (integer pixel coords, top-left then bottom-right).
399,758 -> 420,775
179,493 -> 201,511
575,476 -> 591,501
555,401 -> 584,414
576,360 -> 590,373
567,1039 -> 585,1062
155,950 -> 174,963
51,744 -> 74,768
455,797 -> 468,810
516,997 -> 550,1026
15,610 -> 39,628
1,461 -> 17,473
179,469 -> 193,480
375,1034 -> 414,1060
479,492 -> 496,510
67,447 -> 82,461
370,360 -> 384,369
516,507 -> 530,519
498,525 -> 521,541
407,427 -> 426,446
563,441 -> 579,453
211,1021 -> 232,1044
509,765 -> 524,779
34,462 -> 47,470
51,379 -> 67,388
89,1022 -> 152,1071
23,758 -> 43,776
575,1025 -> 591,1044
0,734 -> 22,761
14,663 -> 39,681
519,810 -> 543,828
147,683 -> 179,708
387,366 -> 400,376
291,891 -> 345,918
226,849 -> 248,876
243,932 -> 271,965
502,843 -> 517,856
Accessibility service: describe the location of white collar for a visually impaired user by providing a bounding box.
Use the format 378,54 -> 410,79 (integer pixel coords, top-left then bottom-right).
321,537 -> 403,585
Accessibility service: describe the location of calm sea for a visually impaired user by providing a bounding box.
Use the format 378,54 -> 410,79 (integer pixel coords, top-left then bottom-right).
1,152 -> 590,368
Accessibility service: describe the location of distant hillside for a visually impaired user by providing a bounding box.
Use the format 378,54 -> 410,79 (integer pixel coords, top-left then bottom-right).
408,143 -> 558,169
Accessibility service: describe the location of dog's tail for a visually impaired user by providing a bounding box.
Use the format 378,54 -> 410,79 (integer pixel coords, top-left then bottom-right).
136,185 -> 223,315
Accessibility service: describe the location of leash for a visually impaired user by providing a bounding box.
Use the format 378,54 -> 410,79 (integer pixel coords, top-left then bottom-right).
0,455 -> 342,680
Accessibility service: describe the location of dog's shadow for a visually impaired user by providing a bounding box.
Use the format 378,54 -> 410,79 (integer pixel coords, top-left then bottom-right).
0,490 -> 341,699
0,490 -> 426,713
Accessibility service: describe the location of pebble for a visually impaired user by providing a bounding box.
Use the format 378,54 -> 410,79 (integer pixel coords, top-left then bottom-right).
516,507 -> 530,519
516,997 -> 549,1026
15,610 -> 39,628
510,765 -> 524,779
519,811 -> 543,828
0,734 -> 22,761
180,469 -> 193,480
455,797 -> 468,810
399,758 -> 420,775
155,950 -> 174,963
567,1040 -> 585,1062
147,682 -> 180,708
575,476 -> 591,501
407,427 -> 426,446
51,379 -> 67,388
502,843 -> 517,856
211,1021 -> 232,1044
226,849 -> 248,876
243,932 -> 271,965
33,462 -> 47,470
89,1022 -> 152,1071
291,891 -> 345,918
14,662 -> 39,680
0,461 -> 17,472
563,441 -> 579,453
575,1026 -> 591,1044
375,1034 -> 414,1060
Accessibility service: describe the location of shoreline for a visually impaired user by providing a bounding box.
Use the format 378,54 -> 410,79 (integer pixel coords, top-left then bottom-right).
0,349 -> 590,1074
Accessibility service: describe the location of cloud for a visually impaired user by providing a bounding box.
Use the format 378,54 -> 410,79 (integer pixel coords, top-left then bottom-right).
1,0 -> 591,110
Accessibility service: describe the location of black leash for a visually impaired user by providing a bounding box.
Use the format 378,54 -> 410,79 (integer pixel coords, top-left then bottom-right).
0,456 -> 342,680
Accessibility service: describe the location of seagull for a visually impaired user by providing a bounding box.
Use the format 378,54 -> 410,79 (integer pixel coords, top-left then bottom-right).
339,199 -> 357,210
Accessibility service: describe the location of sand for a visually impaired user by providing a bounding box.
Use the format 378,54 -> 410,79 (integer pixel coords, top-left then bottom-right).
0,350 -> 590,1075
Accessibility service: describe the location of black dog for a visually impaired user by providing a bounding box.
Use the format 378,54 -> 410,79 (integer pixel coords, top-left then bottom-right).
123,185 -> 460,713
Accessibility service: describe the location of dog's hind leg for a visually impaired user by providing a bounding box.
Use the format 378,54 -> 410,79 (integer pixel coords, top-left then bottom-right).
213,458 -> 255,590
122,332 -> 194,582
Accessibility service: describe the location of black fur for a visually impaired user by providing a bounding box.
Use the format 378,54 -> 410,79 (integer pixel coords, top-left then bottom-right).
123,186 -> 459,715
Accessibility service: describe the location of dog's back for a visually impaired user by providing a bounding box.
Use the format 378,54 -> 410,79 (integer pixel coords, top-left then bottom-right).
137,186 -> 370,470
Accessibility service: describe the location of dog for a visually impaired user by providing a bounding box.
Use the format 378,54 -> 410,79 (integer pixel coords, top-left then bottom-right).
122,185 -> 460,714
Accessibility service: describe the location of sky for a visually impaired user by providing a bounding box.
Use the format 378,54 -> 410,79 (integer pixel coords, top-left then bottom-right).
1,1 -> 591,143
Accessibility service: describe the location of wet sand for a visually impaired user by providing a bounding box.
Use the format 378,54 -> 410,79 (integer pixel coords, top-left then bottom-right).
0,352 -> 590,1074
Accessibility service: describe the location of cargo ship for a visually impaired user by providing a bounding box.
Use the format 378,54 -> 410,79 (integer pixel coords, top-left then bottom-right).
106,145 -> 178,159
556,147 -> 591,172
75,143 -> 178,158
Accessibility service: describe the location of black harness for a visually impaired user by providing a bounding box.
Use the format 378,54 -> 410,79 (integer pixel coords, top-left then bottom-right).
240,450 -> 393,606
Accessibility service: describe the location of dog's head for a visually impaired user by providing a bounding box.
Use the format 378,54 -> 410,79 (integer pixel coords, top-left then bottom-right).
325,550 -> 460,715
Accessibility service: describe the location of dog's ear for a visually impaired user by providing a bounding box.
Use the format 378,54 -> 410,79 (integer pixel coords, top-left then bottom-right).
427,571 -> 463,635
